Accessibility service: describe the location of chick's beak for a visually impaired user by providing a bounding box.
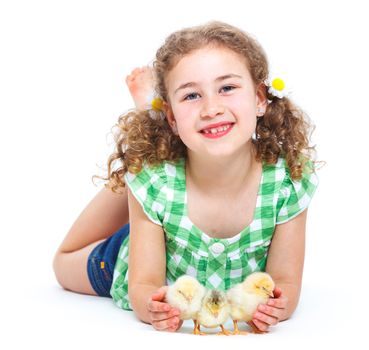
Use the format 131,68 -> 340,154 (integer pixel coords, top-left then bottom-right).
262,287 -> 274,298
185,293 -> 194,302
210,305 -> 220,318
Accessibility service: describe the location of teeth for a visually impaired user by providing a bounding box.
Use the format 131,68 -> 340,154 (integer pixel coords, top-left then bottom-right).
203,124 -> 232,134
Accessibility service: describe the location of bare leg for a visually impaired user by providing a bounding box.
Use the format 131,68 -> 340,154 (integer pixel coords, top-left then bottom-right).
53,66 -> 154,295
53,67 -> 153,296
125,66 -> 156,109
53,240 -> 104,296
53,187 -> 129,295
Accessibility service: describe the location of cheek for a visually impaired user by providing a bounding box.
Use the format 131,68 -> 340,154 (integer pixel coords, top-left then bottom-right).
233,101 -> 257,129
171,105 -> 197,130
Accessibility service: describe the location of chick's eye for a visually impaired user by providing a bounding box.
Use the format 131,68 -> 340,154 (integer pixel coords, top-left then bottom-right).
184,92 -> 200,101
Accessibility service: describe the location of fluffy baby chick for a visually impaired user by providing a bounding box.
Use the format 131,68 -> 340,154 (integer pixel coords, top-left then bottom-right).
165,275 -> 206,334
227,272 -> 275,335
197,289 -> 231,336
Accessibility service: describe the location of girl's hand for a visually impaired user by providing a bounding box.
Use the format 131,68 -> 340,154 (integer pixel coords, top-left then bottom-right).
249,286 -> 288,333
146,286 -> 183,332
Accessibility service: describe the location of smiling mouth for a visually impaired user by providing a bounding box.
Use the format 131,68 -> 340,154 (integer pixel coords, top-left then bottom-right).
200,123 -> 233,134
200,123 -> 235,138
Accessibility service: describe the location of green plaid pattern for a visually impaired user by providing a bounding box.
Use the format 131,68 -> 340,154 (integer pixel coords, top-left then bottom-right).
110,157 -> 318,310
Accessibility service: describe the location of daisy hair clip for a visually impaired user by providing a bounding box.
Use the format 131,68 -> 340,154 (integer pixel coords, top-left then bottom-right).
145,92 -> 165,120
151,96 -> 164,112
147,94 -> 179,134
265,77 -> 291,103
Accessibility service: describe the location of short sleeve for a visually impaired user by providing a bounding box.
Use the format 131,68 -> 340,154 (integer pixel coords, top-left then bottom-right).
124,163 -> 167,226
276,161 -> 319,224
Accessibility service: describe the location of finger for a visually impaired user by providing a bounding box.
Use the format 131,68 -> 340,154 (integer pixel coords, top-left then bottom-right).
147,300 -> 171,313
151,286 -> 168,301
257,304 -> 283,320
151,319 -> 170,331
273,286 -> 283,298
151,292 -> 165,302
166,319 -> 183,332
254,310 -> 278,326
150,309 -> 181,322
125,75 -> 134,83
176,319 -> 184,330
251,318 -> 269,333
152,315 -> 181,332
267,296 -> 288,309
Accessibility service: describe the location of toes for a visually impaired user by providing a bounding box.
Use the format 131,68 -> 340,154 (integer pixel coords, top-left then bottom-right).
126,68 -> 141,81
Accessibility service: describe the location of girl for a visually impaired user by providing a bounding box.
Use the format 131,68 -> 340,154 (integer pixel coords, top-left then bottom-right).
53,21 -> 319,334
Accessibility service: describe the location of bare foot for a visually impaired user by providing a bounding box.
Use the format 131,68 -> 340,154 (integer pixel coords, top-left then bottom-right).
125,66 -> 156,109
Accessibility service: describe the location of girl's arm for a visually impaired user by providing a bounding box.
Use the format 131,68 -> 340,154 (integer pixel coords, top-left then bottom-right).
127,187 -> 181,331
252,209 -> 308,332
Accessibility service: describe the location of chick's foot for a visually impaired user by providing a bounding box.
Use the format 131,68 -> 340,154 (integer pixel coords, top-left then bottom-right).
216,325 -> 231,336
193,320 -> 206,336
230,320 -> 249,335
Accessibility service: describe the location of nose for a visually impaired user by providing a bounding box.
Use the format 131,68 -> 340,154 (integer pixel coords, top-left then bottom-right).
200,95 -> 225,118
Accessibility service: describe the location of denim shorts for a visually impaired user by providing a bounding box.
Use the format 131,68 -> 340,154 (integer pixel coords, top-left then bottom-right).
87,223 -> 130,297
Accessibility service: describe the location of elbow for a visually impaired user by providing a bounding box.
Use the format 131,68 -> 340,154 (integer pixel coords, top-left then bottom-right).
128,283 -> 159,325
127,284 -> 138,309
280,305 -> 296,322
128,283 -> 148,312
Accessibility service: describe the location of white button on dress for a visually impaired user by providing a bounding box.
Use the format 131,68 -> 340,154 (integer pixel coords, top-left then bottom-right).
210,242 -> 225,254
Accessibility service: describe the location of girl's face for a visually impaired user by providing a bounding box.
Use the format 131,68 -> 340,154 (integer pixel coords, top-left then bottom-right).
165,45 -> 266,159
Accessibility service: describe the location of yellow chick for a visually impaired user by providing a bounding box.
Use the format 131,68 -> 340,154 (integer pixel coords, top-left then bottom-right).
227,272 -> 275,335
165,275 -> 206,335
197,289 -> 231,336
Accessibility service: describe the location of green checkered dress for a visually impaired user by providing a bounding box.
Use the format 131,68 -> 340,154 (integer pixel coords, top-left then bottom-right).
110,156 -> 319,310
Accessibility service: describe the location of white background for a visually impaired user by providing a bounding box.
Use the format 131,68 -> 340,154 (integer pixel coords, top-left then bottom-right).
1,0 -> 368,349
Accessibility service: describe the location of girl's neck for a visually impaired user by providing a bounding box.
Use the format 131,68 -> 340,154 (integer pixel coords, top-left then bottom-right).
186,143 -> 259,196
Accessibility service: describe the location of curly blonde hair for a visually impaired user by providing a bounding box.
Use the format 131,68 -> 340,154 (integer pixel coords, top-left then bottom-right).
94,21 -> 318,193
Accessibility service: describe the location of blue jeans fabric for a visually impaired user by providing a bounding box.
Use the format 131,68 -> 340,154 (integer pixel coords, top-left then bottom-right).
87,223 -> 130,297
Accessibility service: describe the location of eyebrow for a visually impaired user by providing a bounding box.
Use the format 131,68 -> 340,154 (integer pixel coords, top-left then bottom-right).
174,74 -> 242,95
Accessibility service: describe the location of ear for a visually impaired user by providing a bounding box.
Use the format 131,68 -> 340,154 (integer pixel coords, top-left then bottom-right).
163,101 -> 176,128
256,83 -> 268,113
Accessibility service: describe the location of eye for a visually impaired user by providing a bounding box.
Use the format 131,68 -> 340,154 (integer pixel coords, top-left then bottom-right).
220,85 -> 236,93
183,92 -> 200,101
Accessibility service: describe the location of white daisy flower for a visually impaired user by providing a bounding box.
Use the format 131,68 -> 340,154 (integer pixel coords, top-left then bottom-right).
144,92 -> 165,120
266,78 -> 290,99
151,97 -> 164,112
